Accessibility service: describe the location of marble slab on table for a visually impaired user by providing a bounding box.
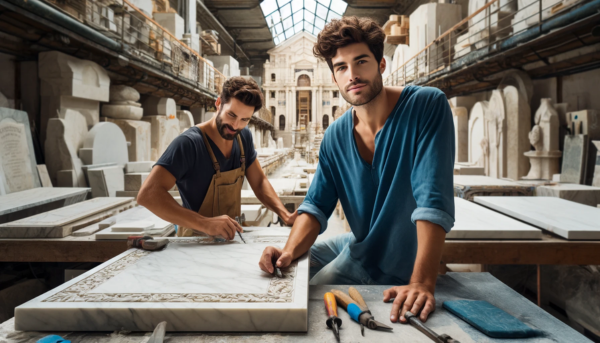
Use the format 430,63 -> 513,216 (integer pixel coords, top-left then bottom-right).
560,134 -> 588,184
474,196 -> 600,240
536,183 -> 600,207
453,175 -> 523,187
448,198 -> 542,239
93,206 -> 174,239
0,197 -> 134,238
0,187 -> 89,217
15,237 -> 309,332
94,225 -> 174,239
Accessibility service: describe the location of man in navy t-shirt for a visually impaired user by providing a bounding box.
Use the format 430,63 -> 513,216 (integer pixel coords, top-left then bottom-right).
138,77 -> 297,239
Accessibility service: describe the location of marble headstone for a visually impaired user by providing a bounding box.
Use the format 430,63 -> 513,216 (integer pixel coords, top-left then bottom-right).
485,90 -> 507,178
143,97 -> 177,118
0,108 -> 40,194
44,109 -> 88,187
560,134 -> 589,184
475,196 -> 600,240
103,118 -> 151,162
78,122 -> 129,166
567,110 -> 600,185
468,101 -> 488,167
15,238 -> 309,332
87,166 -> 125,197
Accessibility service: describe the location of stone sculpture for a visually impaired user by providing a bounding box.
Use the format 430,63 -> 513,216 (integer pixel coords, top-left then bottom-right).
102,85 -> 143,120
523,98 -> 562,180
503,85 -> 531,180
468,101 -> 488,168
486,90 -> 507,178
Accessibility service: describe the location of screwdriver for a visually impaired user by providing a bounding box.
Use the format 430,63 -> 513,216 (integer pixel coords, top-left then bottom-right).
324,292 -> 342,342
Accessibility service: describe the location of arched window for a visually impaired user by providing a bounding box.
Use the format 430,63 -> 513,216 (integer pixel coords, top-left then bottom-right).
323,115 -> 330,129
297,74 -> 310,87
271,73 -> 276,81
279,115 -> 285,131
332,106 -> 338,118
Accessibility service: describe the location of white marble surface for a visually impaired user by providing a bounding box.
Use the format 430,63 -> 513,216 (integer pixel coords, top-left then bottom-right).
449,198 -> 542,239
15,238 -> 309,332
454,175 -> 523,187
0,197 -> 134,238
0,187 -> 89,216
87,166 -> 124,198
111,220 -> 155,232
94,225 -> 174,239
474,196 -> 600,240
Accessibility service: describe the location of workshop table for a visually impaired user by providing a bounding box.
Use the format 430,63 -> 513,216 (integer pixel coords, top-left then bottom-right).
0,273 -> 589,342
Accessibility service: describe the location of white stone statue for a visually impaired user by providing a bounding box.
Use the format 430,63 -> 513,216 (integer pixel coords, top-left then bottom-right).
523,98 -> 562,180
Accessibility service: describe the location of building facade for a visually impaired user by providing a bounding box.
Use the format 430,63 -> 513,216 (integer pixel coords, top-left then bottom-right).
262,32 -> 347,147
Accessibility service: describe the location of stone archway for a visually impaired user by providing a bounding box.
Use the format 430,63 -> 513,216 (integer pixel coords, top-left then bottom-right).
297,74 -> 310,87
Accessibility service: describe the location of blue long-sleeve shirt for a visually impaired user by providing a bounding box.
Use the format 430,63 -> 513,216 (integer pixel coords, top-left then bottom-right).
298,85 -> 455,285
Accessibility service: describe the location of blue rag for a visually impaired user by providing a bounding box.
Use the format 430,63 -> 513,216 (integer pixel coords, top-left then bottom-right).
37,335 -> 71,343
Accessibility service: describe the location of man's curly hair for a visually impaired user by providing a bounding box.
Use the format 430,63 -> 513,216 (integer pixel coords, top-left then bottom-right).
313,16 -> 386,73
220,76 -> 263,112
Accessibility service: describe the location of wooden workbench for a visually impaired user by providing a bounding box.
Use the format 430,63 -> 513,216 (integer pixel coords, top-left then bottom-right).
1,232 -> 599,265
0,273 -> 589,342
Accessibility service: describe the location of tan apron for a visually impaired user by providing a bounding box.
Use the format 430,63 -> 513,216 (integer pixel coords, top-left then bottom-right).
177,127 -> 246,237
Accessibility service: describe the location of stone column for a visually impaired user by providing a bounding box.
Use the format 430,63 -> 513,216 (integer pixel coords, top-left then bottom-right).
318,85 -> 323,129
311,87 -> 317,125
291,86 -> 296,131
285,86 -> 290,130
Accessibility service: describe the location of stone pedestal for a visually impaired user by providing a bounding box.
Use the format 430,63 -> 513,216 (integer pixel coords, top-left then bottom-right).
38,51 -> 110,145
523,150 -> 561,180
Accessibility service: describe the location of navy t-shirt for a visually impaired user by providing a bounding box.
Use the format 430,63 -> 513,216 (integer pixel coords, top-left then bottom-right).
155,126 -> 257,212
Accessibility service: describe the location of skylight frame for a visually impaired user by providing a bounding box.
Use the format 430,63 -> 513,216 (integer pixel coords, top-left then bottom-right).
260,0 -> 348,45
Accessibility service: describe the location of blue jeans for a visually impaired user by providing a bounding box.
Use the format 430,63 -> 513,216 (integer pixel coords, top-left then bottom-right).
309,233 -> 377,285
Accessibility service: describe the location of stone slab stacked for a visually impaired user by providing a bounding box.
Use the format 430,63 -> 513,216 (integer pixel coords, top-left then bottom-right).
0,197 -> 134,238
536,183 -> 600,207
142,97 -> 180,161
102,85 -> 151,162
15,231 -> 309,332
94,206 -> 174,239
0,188 -> 89,224
0,108 -> 41,194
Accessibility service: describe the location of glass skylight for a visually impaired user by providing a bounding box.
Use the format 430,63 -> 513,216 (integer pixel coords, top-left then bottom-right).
260,0 -> 348,45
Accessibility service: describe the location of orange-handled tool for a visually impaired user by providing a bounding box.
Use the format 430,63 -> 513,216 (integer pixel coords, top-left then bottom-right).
324,292 -> 342,342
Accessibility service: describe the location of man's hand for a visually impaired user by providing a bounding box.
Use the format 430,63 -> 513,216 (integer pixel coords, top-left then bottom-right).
281,210 -> 299,226
258,246 -> 293,274
383,283 -> 435,324
194,215 -> 242,240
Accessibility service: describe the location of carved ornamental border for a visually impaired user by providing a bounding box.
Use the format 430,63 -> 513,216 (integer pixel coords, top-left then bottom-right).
44,239 -> 297,303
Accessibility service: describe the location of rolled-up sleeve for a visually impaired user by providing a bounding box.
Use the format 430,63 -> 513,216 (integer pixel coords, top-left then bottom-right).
297,137 -> 339,234
410,91 -> 455,232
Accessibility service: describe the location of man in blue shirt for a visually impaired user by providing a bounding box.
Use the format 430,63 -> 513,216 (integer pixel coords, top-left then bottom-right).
258,17 -> 455,324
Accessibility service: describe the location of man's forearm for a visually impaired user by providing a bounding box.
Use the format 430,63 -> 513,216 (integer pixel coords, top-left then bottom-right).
409,220 -> 447,288
138,185 -> 203,229
283,213 -> 320,260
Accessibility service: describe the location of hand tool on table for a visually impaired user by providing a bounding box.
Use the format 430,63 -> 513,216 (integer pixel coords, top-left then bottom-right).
127,236 -> 168,251
234,213 -> 247,244
324,292 -> 342,342
405,311 -> 460,343
332,287 -> 393,336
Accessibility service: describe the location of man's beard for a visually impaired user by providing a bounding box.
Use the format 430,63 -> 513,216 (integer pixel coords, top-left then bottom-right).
215,111 -> 241,140
340,74 -> 383,107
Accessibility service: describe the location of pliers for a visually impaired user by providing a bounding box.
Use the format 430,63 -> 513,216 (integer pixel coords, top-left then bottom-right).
332,287 -> 393,336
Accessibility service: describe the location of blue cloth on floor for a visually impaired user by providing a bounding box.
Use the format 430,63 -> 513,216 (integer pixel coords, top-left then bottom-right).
37,335 -> 71,343
443,300 -> 540,338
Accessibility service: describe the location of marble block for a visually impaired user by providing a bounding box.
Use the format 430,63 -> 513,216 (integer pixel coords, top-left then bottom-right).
153,12 -> 185,39
536,183 -> 600,207
38,51 -> 110,140
0,107 -> 40,194
44,109 -> 88,187
0,187 -> 89,223
486,90 -> 507,179
142,115 -> 180,161
124,172 -> 149,191
454,164 -> 485,175
503,86 -> 531,181
125,161 -> 154,173
454,175 -> 534,200
0,197 -> 134,238
143,98 -> 177,118
103,118 -> 151,162
451,105 -> 468,163
94,225 -> 174,239
592,141 -> 600,187
87,166 -> 125,197
79,122 -> 129,166
97,206 -> 172,232
101,104 -> 143,120
448,198 -> 542,239
36,165 -> 53,187
15,239 -> 309,332
110,85 -> 140,102
560,134 -> 588,184
474,196 -> 600,240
